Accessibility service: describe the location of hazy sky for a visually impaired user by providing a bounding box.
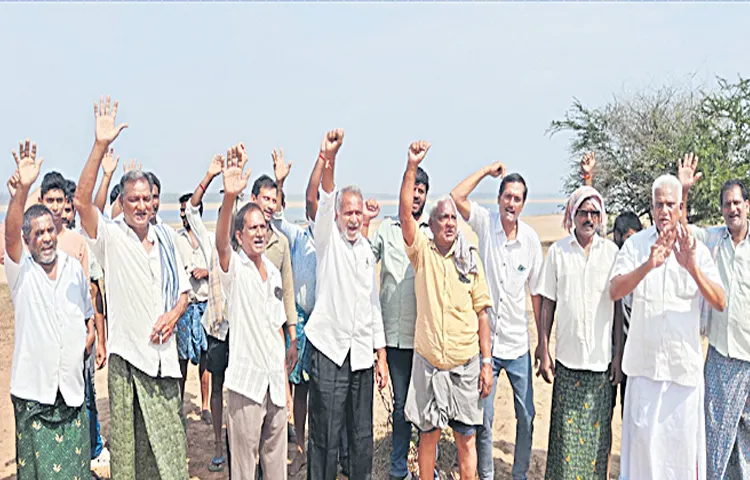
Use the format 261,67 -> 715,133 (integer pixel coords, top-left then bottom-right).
1,3 -> 749,200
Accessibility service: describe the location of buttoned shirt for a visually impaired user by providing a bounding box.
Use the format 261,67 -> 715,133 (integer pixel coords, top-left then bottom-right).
219,251 -> 287,407
304,188 -> 385,371
184,202 -> 227,341
265,228 -> 297,327
271,211 -> 316,316
610,226 -> 723,386
468,202 -> 543,360
176,227 -> 210,303
6,250 -> 93,406
370,216 -> 431,349
406,229 -> 493,370
86,211 -> 190,378
692,224 -> 750,362
539,234 -> 618,372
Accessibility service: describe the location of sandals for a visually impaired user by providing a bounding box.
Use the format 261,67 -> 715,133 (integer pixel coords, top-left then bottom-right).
208,456 -> 226,472
201,409 -> 213,425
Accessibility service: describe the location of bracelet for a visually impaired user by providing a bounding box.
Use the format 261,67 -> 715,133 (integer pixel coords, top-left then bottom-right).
481,357 -> 493,365
198,183 -> 206,192
318,152 -> 326,162
583,173 -> 592,179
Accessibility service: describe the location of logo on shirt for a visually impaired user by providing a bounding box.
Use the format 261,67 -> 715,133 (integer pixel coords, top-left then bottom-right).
517,264 -> 526,272
274,287 -> 283,301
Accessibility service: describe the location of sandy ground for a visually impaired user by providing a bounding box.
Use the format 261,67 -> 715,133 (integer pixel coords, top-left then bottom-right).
0,214 -> 624,479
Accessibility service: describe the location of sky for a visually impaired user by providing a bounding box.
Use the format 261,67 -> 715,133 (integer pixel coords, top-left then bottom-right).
1,3 -> 749,201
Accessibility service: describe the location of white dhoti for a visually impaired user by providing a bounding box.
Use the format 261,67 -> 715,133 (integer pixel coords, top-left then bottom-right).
620,376 -> 705,480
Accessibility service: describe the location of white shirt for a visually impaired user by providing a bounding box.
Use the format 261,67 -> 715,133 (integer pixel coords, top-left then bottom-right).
692,225 -> 750,363
176,228 -> 209,303
219,251 -> 287,407
610,226 -> 723,387
6,250 -> 93,406
86,211 -> 190,378
468,202 -> 543,359
539,234 -> 618,371
304,188 -> 386,371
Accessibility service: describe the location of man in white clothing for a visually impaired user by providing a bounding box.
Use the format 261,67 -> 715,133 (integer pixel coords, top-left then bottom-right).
303,129 -> 389,480
216,144 -> 292,479
610,174 -> 726,479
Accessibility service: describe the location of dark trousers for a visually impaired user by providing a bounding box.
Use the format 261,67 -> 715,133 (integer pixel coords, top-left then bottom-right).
308,345 -> 374,480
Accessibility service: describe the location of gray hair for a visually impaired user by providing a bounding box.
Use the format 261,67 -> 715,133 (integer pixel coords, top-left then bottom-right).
652,174 -> 682,203
22,204 -> 54,239
429,195 -> 457,223
119,170 -> 154,196
335,185 -> 363,213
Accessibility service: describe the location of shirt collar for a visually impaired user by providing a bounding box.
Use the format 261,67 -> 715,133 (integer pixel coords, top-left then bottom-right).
429,238 -> 457,258
568,231 -> 602,250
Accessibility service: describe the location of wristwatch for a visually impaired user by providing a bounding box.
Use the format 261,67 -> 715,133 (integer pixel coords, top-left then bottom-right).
481,357 -> 492,366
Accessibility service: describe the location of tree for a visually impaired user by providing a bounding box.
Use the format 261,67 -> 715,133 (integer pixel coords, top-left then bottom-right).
549,77 -> 750,226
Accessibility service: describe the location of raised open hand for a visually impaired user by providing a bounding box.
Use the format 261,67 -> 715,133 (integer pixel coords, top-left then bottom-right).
272,148 -> 292,184
6,171 -> 20,198
320,129 -> 345,163
102,147 -> 120,175
123,159 -> 142,174
486,160 -> 505,178
11,139 -> 44,189
581,152 -> 596,175
207,154 -> 224,178
222,143 -> 252,197
94,95 -> 128,145
673,223 -> 697,273
648,226 -> 675,270
677,152 -> 702,191
408,140 -> 431,166
364,198 -> 381,222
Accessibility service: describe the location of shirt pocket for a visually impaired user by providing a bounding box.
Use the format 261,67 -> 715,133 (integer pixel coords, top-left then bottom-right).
506,264 -> 530,298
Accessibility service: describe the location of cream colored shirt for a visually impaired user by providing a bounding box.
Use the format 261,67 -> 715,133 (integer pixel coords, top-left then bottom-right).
692,225 -> 750,362
539,234 -> 618,372
86,211 -> 190,378
219,251 -> 287,407
405,229 -> 493,370
611,226 -> 723,387
176,227 -> 209,303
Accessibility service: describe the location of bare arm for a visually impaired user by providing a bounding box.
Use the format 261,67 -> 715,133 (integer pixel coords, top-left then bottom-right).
400,141 -> 431,247
5,141 -> 44,263
305,154 -> 325,221
272,149 -> 292,214
531,294 -> 542,341
93,148 -> 120,212
217,145 -> 251,272
23,186 -> 41,211
581,152 -> 595,187
75,96 -> 128,238
677,152 -> 701,228
450,161 -> 504,221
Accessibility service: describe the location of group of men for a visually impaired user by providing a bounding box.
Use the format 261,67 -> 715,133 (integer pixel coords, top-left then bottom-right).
6,93 -> 750,480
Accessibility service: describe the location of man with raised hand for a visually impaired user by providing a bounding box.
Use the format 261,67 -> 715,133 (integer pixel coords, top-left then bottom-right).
184,152 -> 231,472
75,96 -> 191,480
6,140 -> 94,480
216,143 -> 293,480
450,161 -> 542,480
304,128 -> 388,480
401,141 -> 494,480
678,153 -> 750,479
610,174 -> 725,479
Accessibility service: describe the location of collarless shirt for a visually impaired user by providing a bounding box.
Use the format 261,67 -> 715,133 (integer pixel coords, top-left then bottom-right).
176,227 -> 209,303
610,226 -> 723,386
219,251 -> 287,407
692,224 -> 750,362
271,211 -> 317,317
467,202 -> 543,360
85,211 -> 190,378
6,251 -> 93,406
304,188 -> 385,372
539,233 -> 618,372
370,216 -> 431,350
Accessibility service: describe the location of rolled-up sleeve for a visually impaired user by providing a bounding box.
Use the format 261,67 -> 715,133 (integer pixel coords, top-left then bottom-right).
471,256 -> 494,313
83,210 -> 111,267
313,188 -> 336,256
279,242 -> 297,327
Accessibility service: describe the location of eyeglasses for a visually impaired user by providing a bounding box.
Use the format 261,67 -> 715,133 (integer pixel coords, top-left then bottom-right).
576,209 -> 601,219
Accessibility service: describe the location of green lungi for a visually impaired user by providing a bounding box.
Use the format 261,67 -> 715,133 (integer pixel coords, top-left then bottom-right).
545,362 -> 613,480
12,392 -> 90,480
108,354 -> 188,480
